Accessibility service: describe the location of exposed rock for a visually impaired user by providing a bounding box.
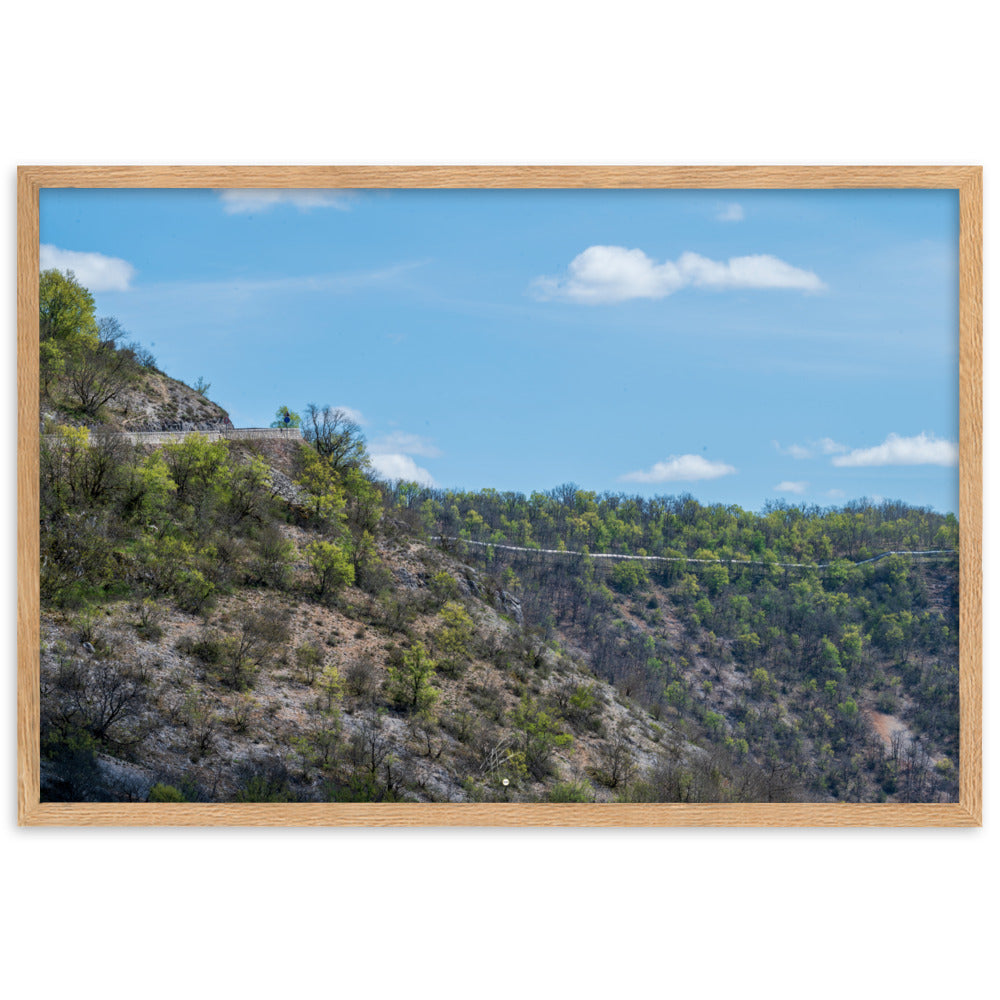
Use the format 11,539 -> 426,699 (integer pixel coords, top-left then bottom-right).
267,467 -> 307,507
394,567 -> 424,590
455,567 -> 524,624
499,590 -> 523,625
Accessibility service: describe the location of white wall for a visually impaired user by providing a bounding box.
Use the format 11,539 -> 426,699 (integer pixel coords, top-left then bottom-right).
3,5 -> 994,998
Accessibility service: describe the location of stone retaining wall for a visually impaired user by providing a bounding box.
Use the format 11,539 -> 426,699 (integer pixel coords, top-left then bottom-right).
43,427 -> 303,446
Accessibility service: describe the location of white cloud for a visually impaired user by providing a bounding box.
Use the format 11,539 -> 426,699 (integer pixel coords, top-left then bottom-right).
832,432 -> 958,468
367,428 -> 440,485
40,244 -> 135,292
774,481 -> 809,494
816,437 -> 849,455
774,440 -> 814,460
332,405 -> 366,427
218,189 -> 358,214
826,488 -> 846,499
369,432 -> 441,458
715,202 -> 744,222
774,437 -> 848,460
532,246 -> 683,304
369,452 -> 436,486
620,454 -> 737,484
533,245 -> 824,304
678,251 -> 825,291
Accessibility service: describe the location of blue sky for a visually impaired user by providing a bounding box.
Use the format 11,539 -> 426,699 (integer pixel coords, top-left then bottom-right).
40,187 -> 959,513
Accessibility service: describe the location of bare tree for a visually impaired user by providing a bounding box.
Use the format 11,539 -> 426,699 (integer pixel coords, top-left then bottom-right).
50,656 -> 151,751
303,403 -> 368,473
598,722 -> 638,790
64,317 -> 140,417
350,707 -> 394,783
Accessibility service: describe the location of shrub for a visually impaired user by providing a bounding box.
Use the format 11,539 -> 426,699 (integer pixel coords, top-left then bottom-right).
430,571 -> 460,603
135,598 -> 164,640
47,657 -> 150,752
40,719 -> 102,801
609,561 -> 650,594
246,525 -> 295,588
512,695 -> 572,780
177,632 -> 224,666
217,605 -> 290,690
182,690 -> 218,761
344,656 -> 378,701
235,771 -> 295,803
293,718 -> 341,773
174,568 -> 215,615
148,783 -> 185,802
567,682 -> 600,724
295,642 -> 323,684
304,540 -> 355,600
228,694 -> 260,733
548,779 -> 594,803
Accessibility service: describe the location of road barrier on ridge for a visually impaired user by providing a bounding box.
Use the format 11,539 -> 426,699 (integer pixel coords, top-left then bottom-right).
41,426 -> 304,446
431,536 -> 956,571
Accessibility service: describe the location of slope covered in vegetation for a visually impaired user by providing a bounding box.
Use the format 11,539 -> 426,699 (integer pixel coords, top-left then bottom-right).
390,487 -> 959,802
37,270 -> 960,804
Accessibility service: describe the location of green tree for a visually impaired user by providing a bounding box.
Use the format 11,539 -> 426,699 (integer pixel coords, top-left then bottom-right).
316,664 -> 345,713
609,560 -> 650,594
39,268 -> 99,364
512,695 -> 572,779
435,601 -> 475,665
224,454 -> 273,526
693,549 -> 729,595
162,433 -> 229,505
295,642 -> 324,684
388,640 -> 439,711
818,636 -> 842,674
295,444 -> 348,527
271,405 -> 301,429
840,624 -> 865,670
121,450 -> 176,522
304,540 -> 355,599
734,631 -> 761,665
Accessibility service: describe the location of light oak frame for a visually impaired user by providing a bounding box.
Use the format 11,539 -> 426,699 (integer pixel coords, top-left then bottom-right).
17,166 -> 983,826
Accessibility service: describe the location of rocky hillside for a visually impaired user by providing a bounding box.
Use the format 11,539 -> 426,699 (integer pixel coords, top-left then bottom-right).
43,366 -> 231,429
39,379 -> 722,802
408,493 -> 961,804
108,369 -> 231,428
39,403 -> 960,805
40,526 -> 706,804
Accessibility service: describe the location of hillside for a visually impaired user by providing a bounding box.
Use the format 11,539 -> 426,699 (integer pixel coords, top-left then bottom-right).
36,268 -> 960,805
40,532 -> 700,803
42,362 -> 230,431
402,491 -> 960,803
39,423 -> 960,804
39,267 -> 228,430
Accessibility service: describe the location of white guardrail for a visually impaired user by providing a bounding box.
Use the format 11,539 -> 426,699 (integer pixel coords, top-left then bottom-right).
431,536 -> 956,571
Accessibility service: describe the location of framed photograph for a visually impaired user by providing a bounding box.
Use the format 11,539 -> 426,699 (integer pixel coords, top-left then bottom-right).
17,166 -> 982,826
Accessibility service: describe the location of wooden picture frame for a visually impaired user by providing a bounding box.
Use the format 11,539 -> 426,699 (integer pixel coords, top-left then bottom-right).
17,165 -> 982,827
